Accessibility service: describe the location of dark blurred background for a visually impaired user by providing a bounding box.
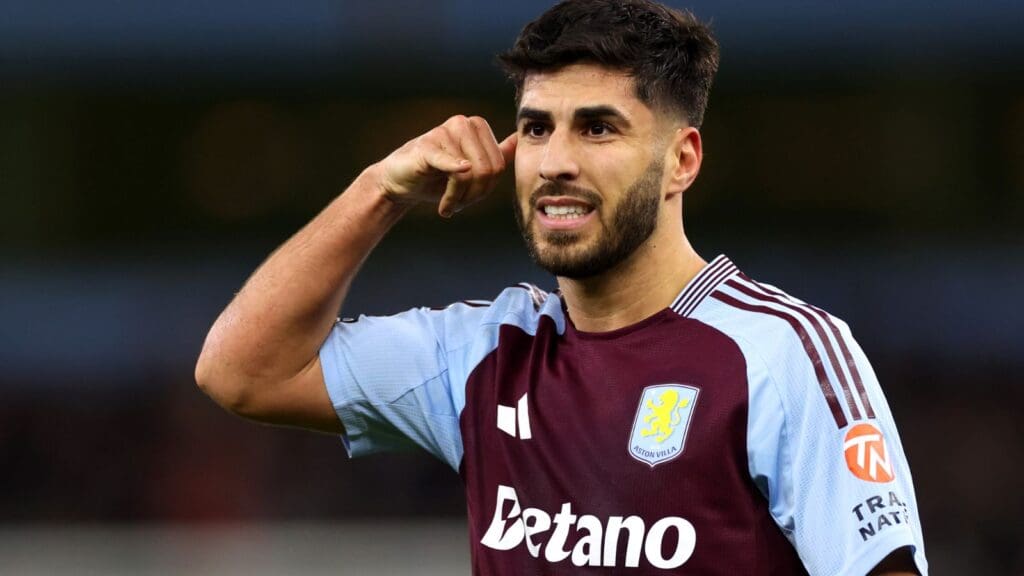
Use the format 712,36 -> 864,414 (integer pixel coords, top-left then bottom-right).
1,1 -> 1022,574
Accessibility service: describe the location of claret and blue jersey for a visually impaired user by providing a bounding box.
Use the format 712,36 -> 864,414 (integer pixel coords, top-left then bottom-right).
318,255 -> 928,575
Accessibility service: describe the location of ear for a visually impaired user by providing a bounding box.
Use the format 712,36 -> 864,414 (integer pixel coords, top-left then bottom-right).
665,126 -> 702,200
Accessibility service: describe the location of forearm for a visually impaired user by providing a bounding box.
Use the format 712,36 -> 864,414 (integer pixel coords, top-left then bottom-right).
196,115 -> 512,427
196,164 -> 408,409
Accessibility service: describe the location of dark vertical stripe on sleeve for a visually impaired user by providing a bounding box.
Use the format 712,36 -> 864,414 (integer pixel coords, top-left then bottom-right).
711,291 -> 848,429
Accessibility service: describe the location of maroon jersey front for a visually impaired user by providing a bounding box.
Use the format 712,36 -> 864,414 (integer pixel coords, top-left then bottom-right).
459,303 -> 804,574
322,255 -> 927,574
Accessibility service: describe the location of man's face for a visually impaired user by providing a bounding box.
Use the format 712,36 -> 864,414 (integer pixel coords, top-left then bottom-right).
512,63 -> 668,279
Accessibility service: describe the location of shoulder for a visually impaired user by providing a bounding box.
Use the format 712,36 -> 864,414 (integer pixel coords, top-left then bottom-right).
422,282 -> 565,348
452,282 -> 562,329
694,272 -> 850,362
692,268 -> 865,427
484,283 -> 563,330
665,255 -> 851,390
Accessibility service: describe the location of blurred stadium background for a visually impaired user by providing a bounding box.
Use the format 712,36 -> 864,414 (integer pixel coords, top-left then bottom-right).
1,1 -> 1022,574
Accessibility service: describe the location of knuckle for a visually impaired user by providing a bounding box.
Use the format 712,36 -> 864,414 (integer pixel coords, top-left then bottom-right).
446,115 -> 470,130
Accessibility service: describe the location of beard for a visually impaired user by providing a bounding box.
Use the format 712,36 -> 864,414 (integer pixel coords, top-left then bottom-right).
514,158 -> 663,279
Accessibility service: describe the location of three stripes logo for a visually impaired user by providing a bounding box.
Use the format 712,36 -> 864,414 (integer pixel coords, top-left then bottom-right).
843,423 -> 895,483
681,258 -> 897,484
707,269 -> 877,430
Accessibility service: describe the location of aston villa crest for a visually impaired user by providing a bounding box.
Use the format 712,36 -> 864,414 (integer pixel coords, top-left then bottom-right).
628,384 -> 700,467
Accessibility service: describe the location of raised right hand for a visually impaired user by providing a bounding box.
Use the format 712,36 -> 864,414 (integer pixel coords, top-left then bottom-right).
372,115 -> 517,218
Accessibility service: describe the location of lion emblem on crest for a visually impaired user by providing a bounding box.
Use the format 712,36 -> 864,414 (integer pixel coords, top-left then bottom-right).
640,389 -> 691,443
628,384 -> 700,467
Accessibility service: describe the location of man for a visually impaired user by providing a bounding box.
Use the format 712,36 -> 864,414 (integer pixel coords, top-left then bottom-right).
196,1 -> 928,574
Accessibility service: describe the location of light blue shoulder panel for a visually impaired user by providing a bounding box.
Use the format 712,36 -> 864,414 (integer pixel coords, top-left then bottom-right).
318,284 -> 562,471
691,282 -> 928,576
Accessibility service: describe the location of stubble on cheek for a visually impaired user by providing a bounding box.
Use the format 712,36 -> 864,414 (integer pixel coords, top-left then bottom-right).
513,156 -> 663,279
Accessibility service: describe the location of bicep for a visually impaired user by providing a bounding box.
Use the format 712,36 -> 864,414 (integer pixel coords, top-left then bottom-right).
237,355 -> 345,434
768,328 -> 926,576
317,309 -> 474,466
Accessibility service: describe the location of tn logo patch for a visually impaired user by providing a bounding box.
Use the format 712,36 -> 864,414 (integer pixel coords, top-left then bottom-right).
628,384 -> 700,468
844,423 -> 895,483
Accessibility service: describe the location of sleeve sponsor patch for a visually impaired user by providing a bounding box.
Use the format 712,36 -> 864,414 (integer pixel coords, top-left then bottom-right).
843,423 -> 894,483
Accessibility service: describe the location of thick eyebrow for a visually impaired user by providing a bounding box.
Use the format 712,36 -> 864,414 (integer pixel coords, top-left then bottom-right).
516,107 -> 552,124
516,105 -> 633,130
574,105 -> 632,129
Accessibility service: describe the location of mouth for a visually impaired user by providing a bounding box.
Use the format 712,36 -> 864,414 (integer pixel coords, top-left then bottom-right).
534,196 -> 597,230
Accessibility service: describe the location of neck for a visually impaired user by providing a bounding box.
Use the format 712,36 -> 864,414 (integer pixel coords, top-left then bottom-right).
557,228 -> 705,333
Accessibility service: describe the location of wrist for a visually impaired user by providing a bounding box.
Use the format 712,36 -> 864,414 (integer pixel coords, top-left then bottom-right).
354,164 -> 414,217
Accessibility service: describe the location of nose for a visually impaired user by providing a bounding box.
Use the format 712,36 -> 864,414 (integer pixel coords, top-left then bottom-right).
538,129 -> 580,182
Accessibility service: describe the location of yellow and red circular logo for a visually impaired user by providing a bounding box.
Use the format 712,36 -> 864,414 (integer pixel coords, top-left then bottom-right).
843,423 -> 895,483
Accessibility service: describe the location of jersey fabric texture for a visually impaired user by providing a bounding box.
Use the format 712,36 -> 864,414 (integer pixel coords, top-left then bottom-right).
319,255 -> 928,575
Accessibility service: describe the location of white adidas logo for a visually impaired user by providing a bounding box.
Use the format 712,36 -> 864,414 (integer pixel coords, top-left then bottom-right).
497,393 -> 532,440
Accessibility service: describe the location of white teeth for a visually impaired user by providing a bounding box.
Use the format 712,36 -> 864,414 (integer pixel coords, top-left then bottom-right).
543,205 -> 589,218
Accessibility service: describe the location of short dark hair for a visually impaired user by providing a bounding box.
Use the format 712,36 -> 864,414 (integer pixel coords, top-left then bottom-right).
498,0 -> 720,128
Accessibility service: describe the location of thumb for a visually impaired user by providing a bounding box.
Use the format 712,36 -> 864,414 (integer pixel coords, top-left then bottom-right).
498,133 -> 517,167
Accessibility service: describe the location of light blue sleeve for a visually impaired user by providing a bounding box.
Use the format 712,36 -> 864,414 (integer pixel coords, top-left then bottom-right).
318,302 -> 493,471
317,286 -> 549,472
746,318 -> 928,576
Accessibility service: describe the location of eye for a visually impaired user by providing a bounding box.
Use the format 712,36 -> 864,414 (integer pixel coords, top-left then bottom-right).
522,122 -> 548,138
587,122 -> 614,137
